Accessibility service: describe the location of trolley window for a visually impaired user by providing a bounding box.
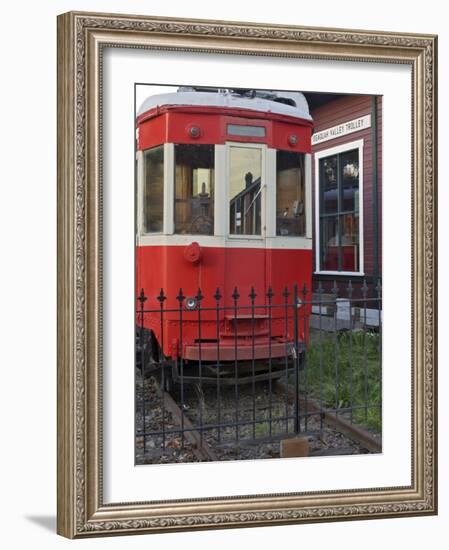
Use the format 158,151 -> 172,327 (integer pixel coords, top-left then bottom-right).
143,145 -> 164,233
174,144 -> 215,235
276,151 -> 305,236
229,146 -> 262,236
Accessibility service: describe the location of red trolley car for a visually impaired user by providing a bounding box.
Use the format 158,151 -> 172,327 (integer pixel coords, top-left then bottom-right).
136,87 -> 313,382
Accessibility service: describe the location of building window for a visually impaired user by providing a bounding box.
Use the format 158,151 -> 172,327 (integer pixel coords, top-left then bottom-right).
229,146 -> 262,236
276,151 -> 305,236
174,144 -> 215,235
143,145 -> 164,233
318,146 -> 361,272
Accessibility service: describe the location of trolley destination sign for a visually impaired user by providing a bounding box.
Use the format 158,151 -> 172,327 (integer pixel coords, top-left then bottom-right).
311,114 -> 371,145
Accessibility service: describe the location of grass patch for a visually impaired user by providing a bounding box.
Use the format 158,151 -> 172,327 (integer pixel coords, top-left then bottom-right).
301,329 -> 381,432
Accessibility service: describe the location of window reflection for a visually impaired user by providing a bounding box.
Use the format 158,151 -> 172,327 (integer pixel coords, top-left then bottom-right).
321,156 -> 338,214
321,215 -> 339,270
319,148 -> 360,271
143,145 -> 164,233
174,144 -> 215,235
340,149 -> 359,212
229,147 -> 262,236
276,151 -> 305,236
321,214 -> 359,271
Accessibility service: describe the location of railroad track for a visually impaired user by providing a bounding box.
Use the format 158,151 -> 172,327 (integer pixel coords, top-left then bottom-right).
136,378 -> 218,463
157,385 -> 218,462
273,379 -> 381,453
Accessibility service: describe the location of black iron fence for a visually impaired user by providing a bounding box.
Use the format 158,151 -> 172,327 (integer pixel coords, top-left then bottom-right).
135,280 -> 382,463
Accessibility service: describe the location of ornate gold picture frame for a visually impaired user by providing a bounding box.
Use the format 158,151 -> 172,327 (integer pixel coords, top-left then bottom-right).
57,11 -> 437,538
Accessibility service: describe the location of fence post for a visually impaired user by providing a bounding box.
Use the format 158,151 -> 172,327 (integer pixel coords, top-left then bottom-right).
293,283 -> 300,434
317,280 -> 324,430
361,279 -> 369,424
376,278 -> 383,430
176,288 -> 185,448
283,286 -> 291,433
302,282 -> 308,432
232,286 -> 240,442
157,288 -> 167,450
138,289 -> 147,454
196,287 -> 204,447
347,280 -> 354,424
266,286 -> 274,439
214,288 -> 222,443
332,280 -> 339,418
249,286 -> 257,440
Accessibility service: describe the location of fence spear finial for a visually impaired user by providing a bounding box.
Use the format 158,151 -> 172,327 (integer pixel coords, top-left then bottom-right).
138,288 -> 147,305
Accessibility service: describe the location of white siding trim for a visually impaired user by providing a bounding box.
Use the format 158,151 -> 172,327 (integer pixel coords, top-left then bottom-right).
163,142 -> 174,235
314,139 -> 365,275
316,270 -> 365,276
136,234 -> 312,249
305,153 -> 312,240
214,145 -> 227,237
265,147 -> 277,238
225,141 -> 266,241
136,150 -> 144,238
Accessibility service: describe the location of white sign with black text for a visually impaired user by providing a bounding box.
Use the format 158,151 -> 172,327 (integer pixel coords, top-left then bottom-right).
312,114 -> 371,145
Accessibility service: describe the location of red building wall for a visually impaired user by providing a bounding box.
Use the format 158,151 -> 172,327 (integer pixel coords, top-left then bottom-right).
310,95 -> 382,290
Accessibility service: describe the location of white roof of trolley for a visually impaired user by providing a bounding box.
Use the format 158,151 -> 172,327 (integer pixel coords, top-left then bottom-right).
137,87 -> 312,121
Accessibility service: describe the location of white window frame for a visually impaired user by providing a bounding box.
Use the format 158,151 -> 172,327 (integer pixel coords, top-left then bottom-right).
137,144 -> 168,238
164,142 -> 175,235
139,142 -> 220,242
225,141 -> 267,241
214,145 -> 227,237
136,149 -> 144,238
314,139 -> 364,276
273,150 -> 311,241
137,143 -> 313,251
171,143 -> 219,237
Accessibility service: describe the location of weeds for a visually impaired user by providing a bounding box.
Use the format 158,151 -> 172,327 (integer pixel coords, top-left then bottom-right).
302,329 -> 381,432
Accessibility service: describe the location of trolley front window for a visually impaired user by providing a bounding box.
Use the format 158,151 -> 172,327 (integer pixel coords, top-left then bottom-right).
174,144 -> 215,235
229,146 -> 262,236
276,151 -> 305,236
143,145 -> 164,233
